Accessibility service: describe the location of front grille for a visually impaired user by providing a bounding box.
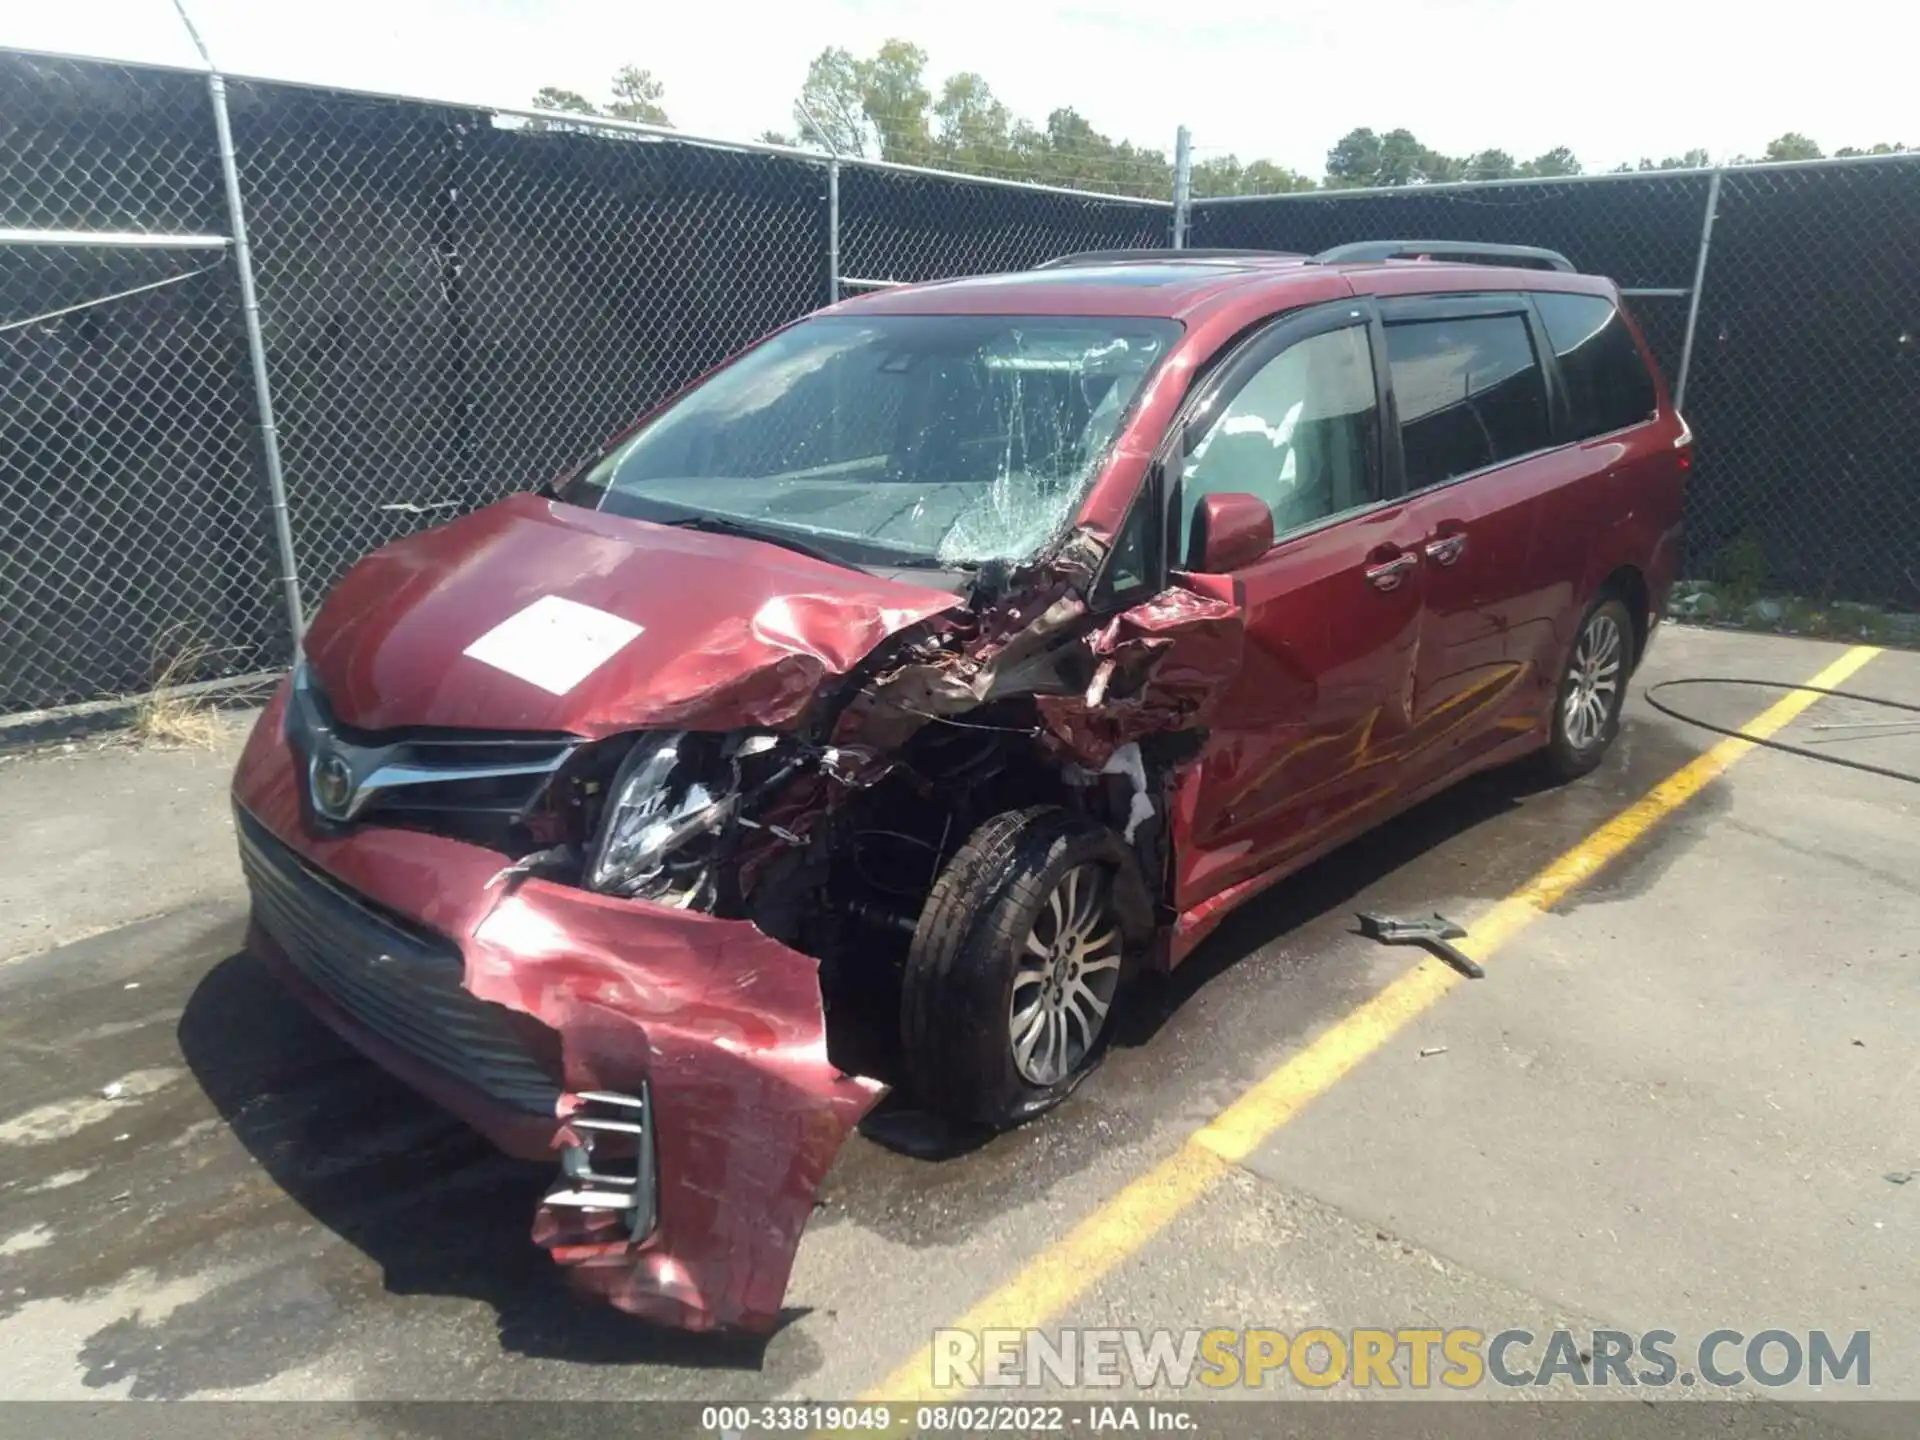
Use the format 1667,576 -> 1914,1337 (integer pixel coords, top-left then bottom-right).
237,806 -> 562,1116
287,665 -> 580,852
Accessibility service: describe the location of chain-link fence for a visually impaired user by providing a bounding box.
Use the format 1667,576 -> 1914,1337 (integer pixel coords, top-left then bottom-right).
837,164 -> 1164,286
1188,159 -> 1920,610
0,51 -> 1167,716
1189,172 -> 1710,382
4,46 -> 1918,718
1681,161 -> 1920,605
0,54 -> 284,714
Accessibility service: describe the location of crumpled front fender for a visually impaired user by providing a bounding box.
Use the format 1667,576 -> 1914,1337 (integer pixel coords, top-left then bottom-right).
233,682 -> 882,1332
470,884 -> 882,1330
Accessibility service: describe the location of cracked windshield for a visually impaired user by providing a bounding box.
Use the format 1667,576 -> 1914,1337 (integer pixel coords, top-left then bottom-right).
578,314 -> 1180,568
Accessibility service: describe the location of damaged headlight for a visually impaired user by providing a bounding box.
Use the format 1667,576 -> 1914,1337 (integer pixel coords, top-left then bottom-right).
587,732 -> 737,907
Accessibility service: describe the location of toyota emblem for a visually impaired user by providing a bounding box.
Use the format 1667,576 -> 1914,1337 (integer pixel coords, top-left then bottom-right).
310,751 -> 355,820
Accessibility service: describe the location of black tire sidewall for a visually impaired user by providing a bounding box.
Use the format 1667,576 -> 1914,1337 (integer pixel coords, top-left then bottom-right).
978,833 -> 1120,1121
901,808 -> 1132,1128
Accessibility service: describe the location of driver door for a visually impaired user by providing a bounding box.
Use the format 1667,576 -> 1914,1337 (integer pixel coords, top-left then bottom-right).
1170,302 -> 1429,917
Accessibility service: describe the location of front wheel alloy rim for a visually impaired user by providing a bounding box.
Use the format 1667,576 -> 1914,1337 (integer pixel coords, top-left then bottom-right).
1010,864 -> 1122,1086
1564,611 -> 1624,750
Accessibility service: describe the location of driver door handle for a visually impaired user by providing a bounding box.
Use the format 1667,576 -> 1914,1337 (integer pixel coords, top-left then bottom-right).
1424,532 -> 1468,566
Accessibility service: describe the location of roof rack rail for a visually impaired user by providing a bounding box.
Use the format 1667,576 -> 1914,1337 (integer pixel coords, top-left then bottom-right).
1035,247 -> 1302,269
1311,240 -> 1576,273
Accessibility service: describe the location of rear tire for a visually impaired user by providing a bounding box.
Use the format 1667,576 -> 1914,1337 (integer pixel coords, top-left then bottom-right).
1543,594 -> 1635,781
900,807 -> 1136,1129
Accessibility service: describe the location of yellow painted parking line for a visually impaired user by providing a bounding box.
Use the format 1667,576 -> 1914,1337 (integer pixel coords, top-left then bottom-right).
863,644 -> 1881,1404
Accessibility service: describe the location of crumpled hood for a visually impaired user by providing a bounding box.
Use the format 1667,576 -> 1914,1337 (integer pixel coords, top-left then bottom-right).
302,494 -> 964,736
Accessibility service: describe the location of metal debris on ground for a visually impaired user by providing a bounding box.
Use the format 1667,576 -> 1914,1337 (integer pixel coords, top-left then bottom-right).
1356,912 -> 1485,979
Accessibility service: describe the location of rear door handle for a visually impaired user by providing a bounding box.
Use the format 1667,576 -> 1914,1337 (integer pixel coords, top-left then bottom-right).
1364,552 -> 1418,591
1424,533 -> 1468,566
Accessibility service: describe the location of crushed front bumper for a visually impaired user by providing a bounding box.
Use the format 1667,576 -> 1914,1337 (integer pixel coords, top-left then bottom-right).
232,685 -> 883,1332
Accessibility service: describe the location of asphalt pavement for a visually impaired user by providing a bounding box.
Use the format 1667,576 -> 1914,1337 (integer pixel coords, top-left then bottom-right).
0,625 -> 1913,1435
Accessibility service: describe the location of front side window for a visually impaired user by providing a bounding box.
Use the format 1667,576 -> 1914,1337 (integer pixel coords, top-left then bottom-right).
1178,324 -> 1380,564
572,315 -> 1180,569
1384,313 -> 1551,490
1535,291 -> 1658,439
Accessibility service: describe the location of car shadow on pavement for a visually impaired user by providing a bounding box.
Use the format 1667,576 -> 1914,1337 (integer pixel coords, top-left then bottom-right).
176,950 -> 797,1372
1116,754 -> 1598,1050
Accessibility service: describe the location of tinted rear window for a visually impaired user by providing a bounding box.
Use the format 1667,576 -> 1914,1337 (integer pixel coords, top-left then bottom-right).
1535,292 -> 1659,439
1384,313 -> 1552,490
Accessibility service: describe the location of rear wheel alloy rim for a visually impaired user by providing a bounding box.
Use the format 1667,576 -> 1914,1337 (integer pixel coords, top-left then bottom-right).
1564,611 -> 1623,750
1010,864 -> 1122,1086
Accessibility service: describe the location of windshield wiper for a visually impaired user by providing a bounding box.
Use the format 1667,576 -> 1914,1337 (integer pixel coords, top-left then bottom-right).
656,515 -> 851,570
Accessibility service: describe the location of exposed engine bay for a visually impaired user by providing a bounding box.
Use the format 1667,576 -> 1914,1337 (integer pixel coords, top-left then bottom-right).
281,547 -> 1243,1093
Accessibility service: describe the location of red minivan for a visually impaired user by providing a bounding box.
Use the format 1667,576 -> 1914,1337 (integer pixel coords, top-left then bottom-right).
231,240 -> 1687,1330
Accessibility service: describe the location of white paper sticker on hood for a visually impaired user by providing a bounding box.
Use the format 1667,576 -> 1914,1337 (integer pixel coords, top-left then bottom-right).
462,595 -> 643,695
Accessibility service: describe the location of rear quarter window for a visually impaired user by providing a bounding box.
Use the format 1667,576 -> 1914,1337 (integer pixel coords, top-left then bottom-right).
1383,313 -> 1552,491
1534,292 -> 1659,439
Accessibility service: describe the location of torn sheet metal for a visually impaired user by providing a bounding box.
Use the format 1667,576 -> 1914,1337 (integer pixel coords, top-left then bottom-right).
836,588 -> 1092,751
475,886 -> 882,1330
302,494 -> 963,736
1036,584 -> 1246,768
233,687 -> 881,1332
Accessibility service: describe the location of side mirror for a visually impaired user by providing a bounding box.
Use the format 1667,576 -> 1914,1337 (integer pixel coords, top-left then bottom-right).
1191,492 -> 1274,572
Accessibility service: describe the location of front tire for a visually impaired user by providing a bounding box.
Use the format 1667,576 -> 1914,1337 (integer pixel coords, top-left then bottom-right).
899,807 -> 1137,1129
1543,595 -> 1634,780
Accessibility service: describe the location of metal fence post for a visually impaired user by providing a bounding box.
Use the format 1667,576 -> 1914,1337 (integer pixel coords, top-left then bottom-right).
1171,126 -> 1193,248
827,159 -> 841,304
205,70 -> 306,652
1674,167 -> 1722,414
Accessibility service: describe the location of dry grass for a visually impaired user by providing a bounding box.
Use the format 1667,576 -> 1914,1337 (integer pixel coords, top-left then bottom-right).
126,626 -> 230,749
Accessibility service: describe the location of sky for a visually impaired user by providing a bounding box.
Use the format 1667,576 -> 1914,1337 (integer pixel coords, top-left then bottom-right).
4,0 -> 1913,178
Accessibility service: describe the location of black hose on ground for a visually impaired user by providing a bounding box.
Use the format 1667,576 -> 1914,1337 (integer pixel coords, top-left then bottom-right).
1641,678 -> 1920,786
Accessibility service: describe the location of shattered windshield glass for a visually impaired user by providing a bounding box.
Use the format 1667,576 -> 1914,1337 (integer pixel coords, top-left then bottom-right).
573,315 -> 1181,569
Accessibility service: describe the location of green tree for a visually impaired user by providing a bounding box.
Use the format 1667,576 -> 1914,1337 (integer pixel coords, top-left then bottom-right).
1407,137 -> 1462,184
1039,107 -> 1113,189
1191,155 -> 1316,197
793,47 -> 872,155
607,65 -> 670,125
1325,127 -> 1384,186
1239,158 -> 1315,194
863,40 -> 935,162
1521,146 -> 1582,177
792,40 -> 934,162
531,86 -> 599,116
529,69 -> 671,128
1612,148 -> 1711,172
1465,148 -> 1519,182
933,72 -> 1015,172
1835,141 -> 1909,156
1188,153 -> 1245,198
1325,127 -> 1524,187
1762,131 -> 1823,161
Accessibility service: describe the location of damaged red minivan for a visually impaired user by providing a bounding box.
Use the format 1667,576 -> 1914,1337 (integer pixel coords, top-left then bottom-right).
232,240 -> 1687,1330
